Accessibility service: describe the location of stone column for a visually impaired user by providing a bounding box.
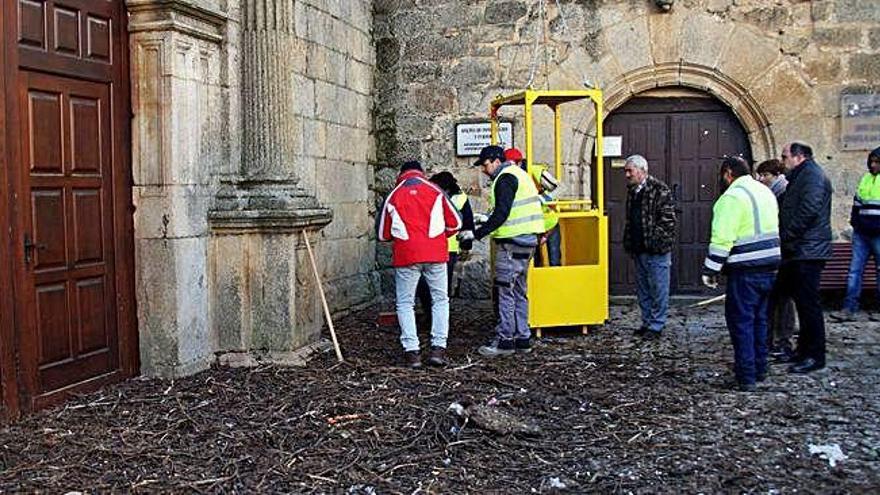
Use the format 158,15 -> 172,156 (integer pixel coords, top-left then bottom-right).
209,0 -> 332,363
240,0 -> 297,182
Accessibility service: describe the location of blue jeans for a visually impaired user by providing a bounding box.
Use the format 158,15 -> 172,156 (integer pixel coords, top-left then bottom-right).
634,252 -> 671,333
395,263 -> 449,352
533,225 -> 561,267
843,230 -> 880,312
725,270 -> 776,385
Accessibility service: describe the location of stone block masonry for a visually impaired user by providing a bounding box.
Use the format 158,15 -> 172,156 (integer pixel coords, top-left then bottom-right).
128,0 -> 376,377
373,1 -> 880,301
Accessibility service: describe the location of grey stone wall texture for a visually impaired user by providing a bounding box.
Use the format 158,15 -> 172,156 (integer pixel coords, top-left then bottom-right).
129,0 -> 375,377
373,0 -> 880,251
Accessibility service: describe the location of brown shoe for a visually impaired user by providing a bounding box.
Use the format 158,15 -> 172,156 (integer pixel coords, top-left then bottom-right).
404,350 -> 422,369
426,346 -> 448,367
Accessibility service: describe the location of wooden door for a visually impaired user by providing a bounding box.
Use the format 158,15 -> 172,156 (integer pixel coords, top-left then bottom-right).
604,115 -> 668,294
604,97 -> 752,295
4,0 -> 136,413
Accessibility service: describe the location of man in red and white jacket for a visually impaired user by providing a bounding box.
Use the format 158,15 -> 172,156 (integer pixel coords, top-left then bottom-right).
378,161 -> 462,368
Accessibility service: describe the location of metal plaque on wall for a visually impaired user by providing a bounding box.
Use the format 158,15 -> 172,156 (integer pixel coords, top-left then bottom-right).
841,94 -> 880,151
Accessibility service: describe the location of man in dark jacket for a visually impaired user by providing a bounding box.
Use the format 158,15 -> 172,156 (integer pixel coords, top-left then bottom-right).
831,147 -> 880,321
622,154 -> 677,339
777,142 -> 833,374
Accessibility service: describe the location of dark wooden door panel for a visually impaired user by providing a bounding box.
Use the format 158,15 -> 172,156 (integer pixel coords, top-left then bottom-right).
17,0 -> 115,80
4,0 -> 134,416
18,70 -> 118,400
604,114 -> 667,295
670,112 -> 751,292
604,98 -> 752,296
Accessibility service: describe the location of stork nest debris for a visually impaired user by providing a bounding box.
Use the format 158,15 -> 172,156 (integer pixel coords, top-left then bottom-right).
1,301 -> 878,493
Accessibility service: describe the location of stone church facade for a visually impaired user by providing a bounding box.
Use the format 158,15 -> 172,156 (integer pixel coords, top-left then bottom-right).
0,0 -> 877,415
126,0 -> 377,378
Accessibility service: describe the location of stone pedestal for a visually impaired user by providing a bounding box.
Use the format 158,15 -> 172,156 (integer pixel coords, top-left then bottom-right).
128,0 -> 229,377
209,186 -> 331,356
208,0 -> 332,359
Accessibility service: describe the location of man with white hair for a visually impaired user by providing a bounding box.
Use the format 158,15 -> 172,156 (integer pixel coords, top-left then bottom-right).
622,154 -> 677,339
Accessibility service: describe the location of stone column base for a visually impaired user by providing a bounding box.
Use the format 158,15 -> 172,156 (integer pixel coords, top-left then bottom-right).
209,185 -> 332,358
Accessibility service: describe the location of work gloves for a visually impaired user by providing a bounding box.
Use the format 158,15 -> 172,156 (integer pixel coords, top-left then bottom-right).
701,274 -> 719,289
457,230 -> 475,242
473,213 -> 489,225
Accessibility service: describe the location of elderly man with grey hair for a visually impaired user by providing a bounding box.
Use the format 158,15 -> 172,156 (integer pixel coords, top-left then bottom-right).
622,154 -> 677,339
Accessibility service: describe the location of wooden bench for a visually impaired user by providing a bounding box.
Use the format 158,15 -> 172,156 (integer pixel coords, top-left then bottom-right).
819,241 -> 878,292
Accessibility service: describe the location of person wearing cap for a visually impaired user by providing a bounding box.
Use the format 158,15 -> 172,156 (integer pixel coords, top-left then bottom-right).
377,161 -> 462,368
505,147 -> 561,267
416,171 -> 475,325
459,145 -> 545,356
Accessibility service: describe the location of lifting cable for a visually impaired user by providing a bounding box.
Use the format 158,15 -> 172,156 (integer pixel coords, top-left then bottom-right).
525,0 -> 546,89
525,0 -> 594,90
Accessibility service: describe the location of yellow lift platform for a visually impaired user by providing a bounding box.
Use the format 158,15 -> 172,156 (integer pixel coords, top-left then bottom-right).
489,89 -> 609,337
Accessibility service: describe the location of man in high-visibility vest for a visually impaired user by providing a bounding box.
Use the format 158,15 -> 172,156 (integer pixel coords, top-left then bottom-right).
831,146 -> 880,322
505,147 -> 561,266
702,156 -> 781,392
459,145 -> 545,356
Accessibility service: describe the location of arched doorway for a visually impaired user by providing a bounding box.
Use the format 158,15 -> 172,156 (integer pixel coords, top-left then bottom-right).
603,89 -> 752,295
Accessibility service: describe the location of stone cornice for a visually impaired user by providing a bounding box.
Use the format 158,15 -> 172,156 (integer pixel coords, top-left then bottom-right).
127,0 -> 227,43
208,208 -> 333,234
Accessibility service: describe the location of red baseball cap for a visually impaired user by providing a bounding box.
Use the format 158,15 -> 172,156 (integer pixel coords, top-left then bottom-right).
504,147 -> 524,162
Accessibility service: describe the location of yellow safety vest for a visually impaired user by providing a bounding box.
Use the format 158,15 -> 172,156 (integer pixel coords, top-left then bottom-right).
488,165 -> 545,239
447,193 -> 468,253
854,172 -> 880,234
528,165 -> 560,231
703,175 -> 781,274
855,172 -> 880,211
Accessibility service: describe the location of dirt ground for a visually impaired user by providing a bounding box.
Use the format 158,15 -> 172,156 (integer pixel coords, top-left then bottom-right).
1,300 -> 879,493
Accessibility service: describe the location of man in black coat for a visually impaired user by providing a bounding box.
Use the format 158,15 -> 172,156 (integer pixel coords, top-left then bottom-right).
777,142 -> 832,374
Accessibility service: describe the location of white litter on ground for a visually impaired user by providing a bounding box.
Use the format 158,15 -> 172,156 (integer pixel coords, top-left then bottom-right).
808,443 -> 847,467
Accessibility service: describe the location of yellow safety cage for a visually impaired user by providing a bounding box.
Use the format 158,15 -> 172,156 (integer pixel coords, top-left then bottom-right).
490,89 -> 609,336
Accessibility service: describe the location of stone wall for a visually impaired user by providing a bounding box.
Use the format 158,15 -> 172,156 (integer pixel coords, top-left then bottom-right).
373,0 -> 880,256
129,0 -> 376,377
292,1 -> 379,314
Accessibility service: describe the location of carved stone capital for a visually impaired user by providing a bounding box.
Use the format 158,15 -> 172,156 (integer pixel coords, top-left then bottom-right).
127,0 -> 227,43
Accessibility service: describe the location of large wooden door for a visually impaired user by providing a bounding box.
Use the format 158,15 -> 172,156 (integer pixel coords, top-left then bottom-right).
4,0 -> 136,413
604,97 -> 752,295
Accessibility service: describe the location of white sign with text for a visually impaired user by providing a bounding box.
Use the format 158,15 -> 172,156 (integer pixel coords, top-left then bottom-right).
455,122 -> 514,156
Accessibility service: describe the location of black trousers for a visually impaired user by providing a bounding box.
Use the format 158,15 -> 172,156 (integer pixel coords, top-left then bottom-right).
777,260 -> 826,363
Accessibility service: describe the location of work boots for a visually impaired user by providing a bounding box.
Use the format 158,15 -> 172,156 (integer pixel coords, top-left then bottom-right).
478,338 -> 515,357
403,350 -> 422,369
426,346 -> 448,367
514,338 -> 532,354
829,309 -> 857,322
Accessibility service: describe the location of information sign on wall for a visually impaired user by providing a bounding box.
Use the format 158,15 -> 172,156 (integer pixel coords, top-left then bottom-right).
841,94 -> 880,150
455,122 -> 513,156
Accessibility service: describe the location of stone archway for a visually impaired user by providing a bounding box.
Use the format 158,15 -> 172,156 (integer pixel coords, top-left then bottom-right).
602,62 -> 776,162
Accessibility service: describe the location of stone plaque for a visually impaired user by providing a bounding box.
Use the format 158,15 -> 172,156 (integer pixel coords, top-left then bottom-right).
841,94 -> 880,151
455,122 -> 513,156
